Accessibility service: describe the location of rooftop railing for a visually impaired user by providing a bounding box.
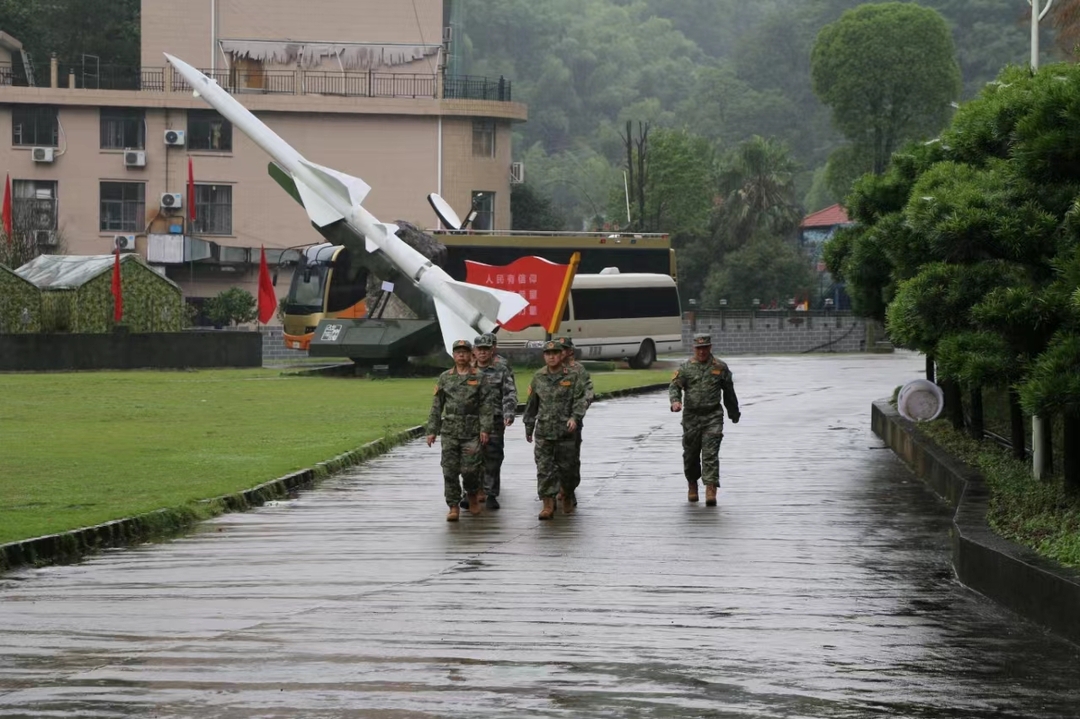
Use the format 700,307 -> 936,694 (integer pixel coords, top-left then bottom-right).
0,62 -> 512,102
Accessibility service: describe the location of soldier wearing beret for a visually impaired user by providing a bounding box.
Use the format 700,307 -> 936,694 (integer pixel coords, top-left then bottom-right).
523,340 -> 589,519
427,339 -> 496,521
669,333 -> 740,506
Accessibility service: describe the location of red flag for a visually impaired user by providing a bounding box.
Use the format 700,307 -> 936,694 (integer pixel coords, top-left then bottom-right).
187,158 -> 196,223
465,254 -> 579,333
111,249 -> 123,323
258,246 -> 276,324
2,174 -> 12,243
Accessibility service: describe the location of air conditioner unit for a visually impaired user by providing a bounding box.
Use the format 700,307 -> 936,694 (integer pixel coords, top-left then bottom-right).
114,234 -> 137,251
32,147 -> 55,163
164,129 -> 186,147
510,161 -> 525,184
160,192 -> 183,210
34,230 -> 58,246
124,150 -> 146,167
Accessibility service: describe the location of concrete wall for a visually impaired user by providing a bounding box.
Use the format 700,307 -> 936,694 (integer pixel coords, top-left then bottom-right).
682,310 -> 876,355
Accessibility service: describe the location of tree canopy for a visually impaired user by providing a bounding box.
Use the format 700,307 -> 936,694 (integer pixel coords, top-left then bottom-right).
811,3 -> 962,175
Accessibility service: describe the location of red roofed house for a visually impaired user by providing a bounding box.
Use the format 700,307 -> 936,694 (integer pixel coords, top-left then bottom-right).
799,203 -> 853,309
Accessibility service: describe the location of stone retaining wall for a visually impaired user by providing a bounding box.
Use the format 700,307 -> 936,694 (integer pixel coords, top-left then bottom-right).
683,310 -> 878,355
261,326 -> 311,363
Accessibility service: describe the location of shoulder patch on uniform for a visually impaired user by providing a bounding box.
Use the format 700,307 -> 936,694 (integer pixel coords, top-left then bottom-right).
671,370 -> 679,380
711,369 -> 722,375
433,384 -> 439,395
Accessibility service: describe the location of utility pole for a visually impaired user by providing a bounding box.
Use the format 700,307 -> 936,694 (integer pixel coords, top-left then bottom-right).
1030,0 -> 1055,70
1030,1 -> 1055,478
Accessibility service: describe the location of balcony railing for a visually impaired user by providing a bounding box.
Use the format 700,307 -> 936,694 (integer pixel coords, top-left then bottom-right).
0,62 -> 512,102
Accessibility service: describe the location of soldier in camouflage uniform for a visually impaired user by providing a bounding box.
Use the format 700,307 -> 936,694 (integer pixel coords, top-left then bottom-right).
427,339 -> 496,521
472,333 -> 517,510
523,340 -> 589,519
556,336 -> 593,508
669,333 -> 740,506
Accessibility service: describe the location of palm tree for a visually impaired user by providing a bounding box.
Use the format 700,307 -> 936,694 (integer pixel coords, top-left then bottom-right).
712,136 -> 803,253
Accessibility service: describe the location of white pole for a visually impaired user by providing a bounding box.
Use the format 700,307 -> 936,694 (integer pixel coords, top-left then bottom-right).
1030,0 -> 1056,70
623,171 -> 631,225
1032,0 -> 1041,69
1030,0 -> 1055,478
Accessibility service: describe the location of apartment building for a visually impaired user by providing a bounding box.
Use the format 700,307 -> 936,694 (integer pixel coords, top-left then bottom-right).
0,0 -> 526,312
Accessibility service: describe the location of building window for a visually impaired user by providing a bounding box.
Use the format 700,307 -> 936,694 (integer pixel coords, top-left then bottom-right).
100,108 -> 145,149
12,106 -> 59,146
188,110 -> 232,151
100,182 -> 145,232
471,191 -> 494,231
12,180 -> 58,231
472,119 -> 495,158
193,184 -> 233,235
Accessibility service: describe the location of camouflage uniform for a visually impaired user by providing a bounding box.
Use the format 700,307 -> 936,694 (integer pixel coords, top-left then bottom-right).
523,353 -> 588,499
669,336 -> 740,487
557,337 -> 594,495
427,361 -> 496,507
475,334 -> 517,498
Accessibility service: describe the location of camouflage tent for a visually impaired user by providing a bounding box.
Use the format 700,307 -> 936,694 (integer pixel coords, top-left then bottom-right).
0,263 -> 42,333
16,254 -> 183,333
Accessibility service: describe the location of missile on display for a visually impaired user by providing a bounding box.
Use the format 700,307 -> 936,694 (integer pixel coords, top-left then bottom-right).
163,53 -> 528,354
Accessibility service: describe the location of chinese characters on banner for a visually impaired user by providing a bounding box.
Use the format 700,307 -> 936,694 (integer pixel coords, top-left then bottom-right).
465,254 -> 580,332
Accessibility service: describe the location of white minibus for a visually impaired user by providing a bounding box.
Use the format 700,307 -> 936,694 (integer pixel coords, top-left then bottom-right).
496,269 -> 683,368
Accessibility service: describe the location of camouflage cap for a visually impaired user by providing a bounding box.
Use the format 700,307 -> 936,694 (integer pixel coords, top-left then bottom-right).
452,339 -> 473,352
542,340 -> 563,353
557,336 -> 574,349
473,334 -> 494,348
481,332 -> 498,346
692,333 -> 712,348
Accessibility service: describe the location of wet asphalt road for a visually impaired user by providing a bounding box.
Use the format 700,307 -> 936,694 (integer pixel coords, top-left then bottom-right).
2,353 -> 1080,718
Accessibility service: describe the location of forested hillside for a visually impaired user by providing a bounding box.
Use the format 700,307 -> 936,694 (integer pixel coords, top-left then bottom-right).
460,0 -> 1035,223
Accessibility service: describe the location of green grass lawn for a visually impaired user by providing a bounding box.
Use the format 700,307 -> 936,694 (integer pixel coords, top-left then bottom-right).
0,367 -> 670,544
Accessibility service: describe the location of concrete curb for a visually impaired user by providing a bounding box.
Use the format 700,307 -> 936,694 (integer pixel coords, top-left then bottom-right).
872,399 -> 1080,646
1,383 -> 669,574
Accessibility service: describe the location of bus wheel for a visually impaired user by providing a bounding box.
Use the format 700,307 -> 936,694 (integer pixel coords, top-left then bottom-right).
629,340 -> 656,369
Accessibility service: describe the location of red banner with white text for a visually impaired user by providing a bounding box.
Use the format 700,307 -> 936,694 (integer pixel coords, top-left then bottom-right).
465,254 -> 579,333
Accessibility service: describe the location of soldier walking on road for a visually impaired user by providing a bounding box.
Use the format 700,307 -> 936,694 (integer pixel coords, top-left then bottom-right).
471,333 -> 517,510
427,339 -> 495,521
669,333 -> 740,506
524,340 -> 589,519
556,337 -> 593,509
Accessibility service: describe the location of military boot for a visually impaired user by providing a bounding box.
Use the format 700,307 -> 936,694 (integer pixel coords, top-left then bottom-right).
538,497 -> 556,520
467,492 -> 482,515
705,484 -> 718,507
562,491 -> 576,514
446,505 -> 460,522
687,481 -> 699,503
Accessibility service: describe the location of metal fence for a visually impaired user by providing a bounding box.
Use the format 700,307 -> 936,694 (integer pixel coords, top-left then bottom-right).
444,75 -> 512,101
3,62 -> 513,102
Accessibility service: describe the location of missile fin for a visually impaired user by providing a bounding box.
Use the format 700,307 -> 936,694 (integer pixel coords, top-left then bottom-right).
298,159 -> 371,207
444,280 -> 530,324
434,298 -> 481,356
294,178 -> 345,227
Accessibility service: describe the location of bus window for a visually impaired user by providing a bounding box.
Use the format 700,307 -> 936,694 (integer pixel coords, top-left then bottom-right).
326,249 -> 369,313
286,264 -> 327,313
571,286 -> 680,320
